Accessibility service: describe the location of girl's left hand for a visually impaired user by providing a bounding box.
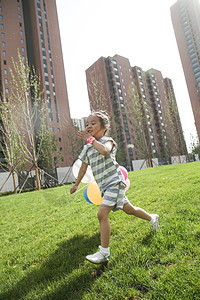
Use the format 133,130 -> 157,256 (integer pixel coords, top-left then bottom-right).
77,130 -> 92,141
70,185 -> 78,194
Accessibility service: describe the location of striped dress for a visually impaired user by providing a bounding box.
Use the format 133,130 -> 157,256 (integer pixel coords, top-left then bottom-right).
79,136 -> 129,210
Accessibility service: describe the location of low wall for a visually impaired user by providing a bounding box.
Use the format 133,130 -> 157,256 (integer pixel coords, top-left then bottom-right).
171,155 -> 187,164
0,172 -> 18,193
57,167 -> 75,184
132,158 -> 159,171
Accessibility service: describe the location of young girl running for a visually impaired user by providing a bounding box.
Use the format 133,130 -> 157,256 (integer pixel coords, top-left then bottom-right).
70,111 -> 159,264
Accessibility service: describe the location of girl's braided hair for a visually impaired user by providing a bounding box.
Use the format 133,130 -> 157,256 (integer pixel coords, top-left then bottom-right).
90,110 -> 110,135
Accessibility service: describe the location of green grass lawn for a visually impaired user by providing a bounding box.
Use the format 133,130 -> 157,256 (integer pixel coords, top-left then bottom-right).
0,162 -> 200,300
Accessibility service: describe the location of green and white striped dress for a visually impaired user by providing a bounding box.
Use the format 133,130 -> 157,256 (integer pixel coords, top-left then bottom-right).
79,136 -> 129,211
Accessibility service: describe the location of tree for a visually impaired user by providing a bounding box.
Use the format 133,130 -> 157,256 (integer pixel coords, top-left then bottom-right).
87,72 -> 128,164
87,72 -> 109,112
164,91 -> 187,161
37,128 -> 61,170
4,51 -> 55,190
190,135 -> 200,155
0,97 -> 25,192
126,84 -> 153,166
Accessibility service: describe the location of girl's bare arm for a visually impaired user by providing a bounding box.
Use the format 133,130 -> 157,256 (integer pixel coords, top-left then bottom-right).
77,131 -> 113,156
70,162 -> 88,194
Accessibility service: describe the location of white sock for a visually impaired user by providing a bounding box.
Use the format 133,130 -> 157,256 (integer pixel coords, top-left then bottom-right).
100,246 -> 110,256
149,214 -> 153,224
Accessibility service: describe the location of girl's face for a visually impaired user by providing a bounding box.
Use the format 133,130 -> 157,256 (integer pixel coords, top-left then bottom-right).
86,115 -> 107,140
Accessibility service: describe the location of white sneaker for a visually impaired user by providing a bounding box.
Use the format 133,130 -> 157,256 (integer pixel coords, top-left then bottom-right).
149,214 -> 160,232
86,246 -> 110,264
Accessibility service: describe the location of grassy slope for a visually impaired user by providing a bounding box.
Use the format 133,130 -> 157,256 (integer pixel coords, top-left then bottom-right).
0,162 -> 199,300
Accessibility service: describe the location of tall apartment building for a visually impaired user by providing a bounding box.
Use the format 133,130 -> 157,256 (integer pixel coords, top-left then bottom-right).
72,118 -> 87,131
0,0 -> 73,167
86,55 -> 187,169
171,0 -> 200,139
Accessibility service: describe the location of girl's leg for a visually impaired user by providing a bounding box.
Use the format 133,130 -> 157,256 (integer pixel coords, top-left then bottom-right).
122,202 -> 151,221
85,205 -> 114,264
97,205 -> 114,248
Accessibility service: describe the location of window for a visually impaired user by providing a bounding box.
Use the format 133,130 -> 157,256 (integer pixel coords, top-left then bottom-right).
18,14 -> 21,19
0,15 -> 2,20
5,78 -> 8,84
19,22 -> 22,27
59,137 -> 61,142
5,88 -> 8,94
17,6 -> 20,11
4,60 -> 6,65
21,39 -> 24,44
20,30 -> 23,35
1,32 -> 4,38
22,47 -> 24,52
4,69 -> 7,74
3,51 -> 6,56
1,23 -> 3,29
2,41 -> 5,46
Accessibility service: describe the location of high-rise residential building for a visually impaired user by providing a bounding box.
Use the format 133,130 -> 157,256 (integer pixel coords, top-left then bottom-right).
72,118 -> 87,131
171,0 -> 200,139
0,0 -> 73,167
86,54 -> 187,170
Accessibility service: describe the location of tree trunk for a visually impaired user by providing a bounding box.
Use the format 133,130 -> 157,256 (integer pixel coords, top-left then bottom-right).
148,157 -> 152,168
35,163 -> 41,190
12,170 -> 17,193
178,153 -> 181,164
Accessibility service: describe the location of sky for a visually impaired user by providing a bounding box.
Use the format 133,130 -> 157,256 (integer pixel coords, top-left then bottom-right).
56,0 -> 198,149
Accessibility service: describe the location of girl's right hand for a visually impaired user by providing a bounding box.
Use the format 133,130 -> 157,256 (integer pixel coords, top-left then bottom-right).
70,185 -> 78,194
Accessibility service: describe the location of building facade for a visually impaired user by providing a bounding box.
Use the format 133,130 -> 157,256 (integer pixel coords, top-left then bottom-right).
0,0 -> 73,167
72,118 -> 87,131
86,55 -> 187,169
171,0 -> 200,140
